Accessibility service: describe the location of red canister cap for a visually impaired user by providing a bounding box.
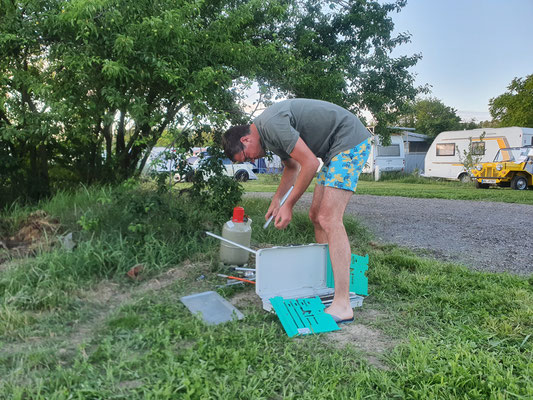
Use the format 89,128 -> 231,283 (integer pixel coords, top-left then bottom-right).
232,207 -> 245,223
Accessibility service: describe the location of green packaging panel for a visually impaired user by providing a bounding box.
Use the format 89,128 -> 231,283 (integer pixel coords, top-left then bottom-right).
326,253 -> 369,296
270,296 -> 340,337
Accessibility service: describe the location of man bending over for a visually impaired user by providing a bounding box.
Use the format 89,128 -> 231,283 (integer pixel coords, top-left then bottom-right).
222,98 -> 371,323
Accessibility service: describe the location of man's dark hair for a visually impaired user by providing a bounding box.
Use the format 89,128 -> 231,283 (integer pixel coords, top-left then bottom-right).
222,124 -> 250,160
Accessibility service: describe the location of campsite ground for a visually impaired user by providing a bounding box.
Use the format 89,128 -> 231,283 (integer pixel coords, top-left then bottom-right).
0,182 -> 532,398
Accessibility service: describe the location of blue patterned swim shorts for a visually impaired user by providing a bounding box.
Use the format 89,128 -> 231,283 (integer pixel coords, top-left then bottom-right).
316,138 -> 371,192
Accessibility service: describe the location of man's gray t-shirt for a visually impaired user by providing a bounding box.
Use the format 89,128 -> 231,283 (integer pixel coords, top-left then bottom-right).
253,99 -> 371,165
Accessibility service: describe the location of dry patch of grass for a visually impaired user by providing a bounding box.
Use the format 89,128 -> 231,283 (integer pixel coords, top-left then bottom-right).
0,210 -> 61,264
229,287 -> 264,312
325,308 -> 397,370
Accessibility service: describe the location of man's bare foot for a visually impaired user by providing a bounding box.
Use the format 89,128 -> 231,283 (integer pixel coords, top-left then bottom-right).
325,302 -> 353,321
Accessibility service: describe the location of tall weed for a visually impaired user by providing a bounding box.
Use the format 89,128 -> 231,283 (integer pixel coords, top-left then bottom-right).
0,182 -> 239,311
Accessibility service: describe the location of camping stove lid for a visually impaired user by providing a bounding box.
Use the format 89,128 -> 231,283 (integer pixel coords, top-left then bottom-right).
255,243 -> 328,300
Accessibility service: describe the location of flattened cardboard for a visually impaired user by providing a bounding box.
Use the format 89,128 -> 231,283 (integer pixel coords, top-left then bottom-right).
270,296 -> 340,337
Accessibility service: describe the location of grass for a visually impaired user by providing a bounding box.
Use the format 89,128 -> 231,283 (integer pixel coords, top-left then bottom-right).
241,173 -> 533,205
0,183 -> 532,399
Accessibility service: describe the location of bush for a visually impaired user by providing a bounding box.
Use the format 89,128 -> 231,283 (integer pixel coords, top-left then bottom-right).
0,179 -> 244,311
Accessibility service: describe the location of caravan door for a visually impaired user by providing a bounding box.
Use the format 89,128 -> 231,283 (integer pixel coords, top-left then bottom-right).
374,136 -> 406,172
362,135 -> 406,173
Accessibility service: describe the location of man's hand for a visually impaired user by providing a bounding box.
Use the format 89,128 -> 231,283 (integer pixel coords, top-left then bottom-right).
274,203 -> 293,229
265,137 -> 318,230
265,197 -> 281,222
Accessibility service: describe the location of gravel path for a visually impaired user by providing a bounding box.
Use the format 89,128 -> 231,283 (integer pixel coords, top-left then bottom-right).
246,193 -> 533,275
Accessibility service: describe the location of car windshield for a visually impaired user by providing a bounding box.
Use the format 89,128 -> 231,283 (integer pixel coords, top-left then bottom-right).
493,147 -> 531,162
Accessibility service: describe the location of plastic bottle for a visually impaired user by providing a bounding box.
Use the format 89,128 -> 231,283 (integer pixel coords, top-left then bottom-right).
220,207 -> 252,265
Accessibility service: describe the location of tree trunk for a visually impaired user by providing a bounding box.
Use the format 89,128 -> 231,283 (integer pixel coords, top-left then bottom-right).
38,144 -> 50,195
124,123 -> 151,179
116,110 -> 126,153
27,144 -> 50,199
103,120 -> 113,166
134,102 -> 184,177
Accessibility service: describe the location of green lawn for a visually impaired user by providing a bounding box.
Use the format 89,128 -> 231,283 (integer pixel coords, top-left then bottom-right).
241,174 -> 533,205
0,184 -> 532,398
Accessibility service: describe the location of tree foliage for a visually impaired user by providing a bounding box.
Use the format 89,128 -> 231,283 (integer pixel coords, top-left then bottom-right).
1,0 -> 421,204
0,0 -> 61,201
489,74 -> 533,128
397,97 -> 462,139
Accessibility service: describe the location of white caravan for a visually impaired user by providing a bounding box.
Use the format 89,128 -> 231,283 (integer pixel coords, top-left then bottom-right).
362,134 -> 406,174
424,127 -> 533,181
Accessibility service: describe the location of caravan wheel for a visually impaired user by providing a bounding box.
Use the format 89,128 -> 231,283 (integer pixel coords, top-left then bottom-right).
458,173 -> 471,183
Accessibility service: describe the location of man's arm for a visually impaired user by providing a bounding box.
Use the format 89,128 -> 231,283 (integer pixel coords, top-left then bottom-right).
274,137 -> 319,229
265,157 -> 300,222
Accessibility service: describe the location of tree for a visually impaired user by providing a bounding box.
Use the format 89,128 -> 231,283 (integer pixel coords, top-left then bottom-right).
489,74 -> 533,128
47,0 -> 282,181
47,0 -> 422,179
479,120 -> 499,128
269,0 -> 423,125
459,119 -> 482,130
0,0 -> 62,201
397,98 -> 461,139
1,0 -> 422,203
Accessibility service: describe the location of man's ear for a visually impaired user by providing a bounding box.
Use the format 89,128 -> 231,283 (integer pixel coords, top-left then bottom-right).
240,135 -> 251,145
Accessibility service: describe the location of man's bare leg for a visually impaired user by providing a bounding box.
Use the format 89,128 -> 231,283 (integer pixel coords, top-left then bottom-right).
309,184 -> 327,243
311,185 -> 354,320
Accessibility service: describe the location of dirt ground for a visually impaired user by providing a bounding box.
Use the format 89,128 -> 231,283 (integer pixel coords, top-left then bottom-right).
324,307 -> 395,369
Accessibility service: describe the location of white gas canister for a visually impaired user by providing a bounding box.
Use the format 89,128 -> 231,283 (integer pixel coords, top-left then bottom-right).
220,207 -> 252,265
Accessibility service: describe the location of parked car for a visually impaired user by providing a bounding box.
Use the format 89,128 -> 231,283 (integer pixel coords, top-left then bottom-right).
186,155 -> 258,182
471,145 -> 533,190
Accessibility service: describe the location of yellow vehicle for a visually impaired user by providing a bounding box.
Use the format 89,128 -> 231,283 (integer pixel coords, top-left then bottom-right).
471,146 -> 533,190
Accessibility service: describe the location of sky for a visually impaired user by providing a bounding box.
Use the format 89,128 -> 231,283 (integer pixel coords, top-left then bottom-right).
389,0 -> 533,122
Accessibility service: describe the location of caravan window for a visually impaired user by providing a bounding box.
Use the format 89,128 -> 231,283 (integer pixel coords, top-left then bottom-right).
436,143 -> 455,156
377,144 -> 400,157
471,142 -> 485,155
